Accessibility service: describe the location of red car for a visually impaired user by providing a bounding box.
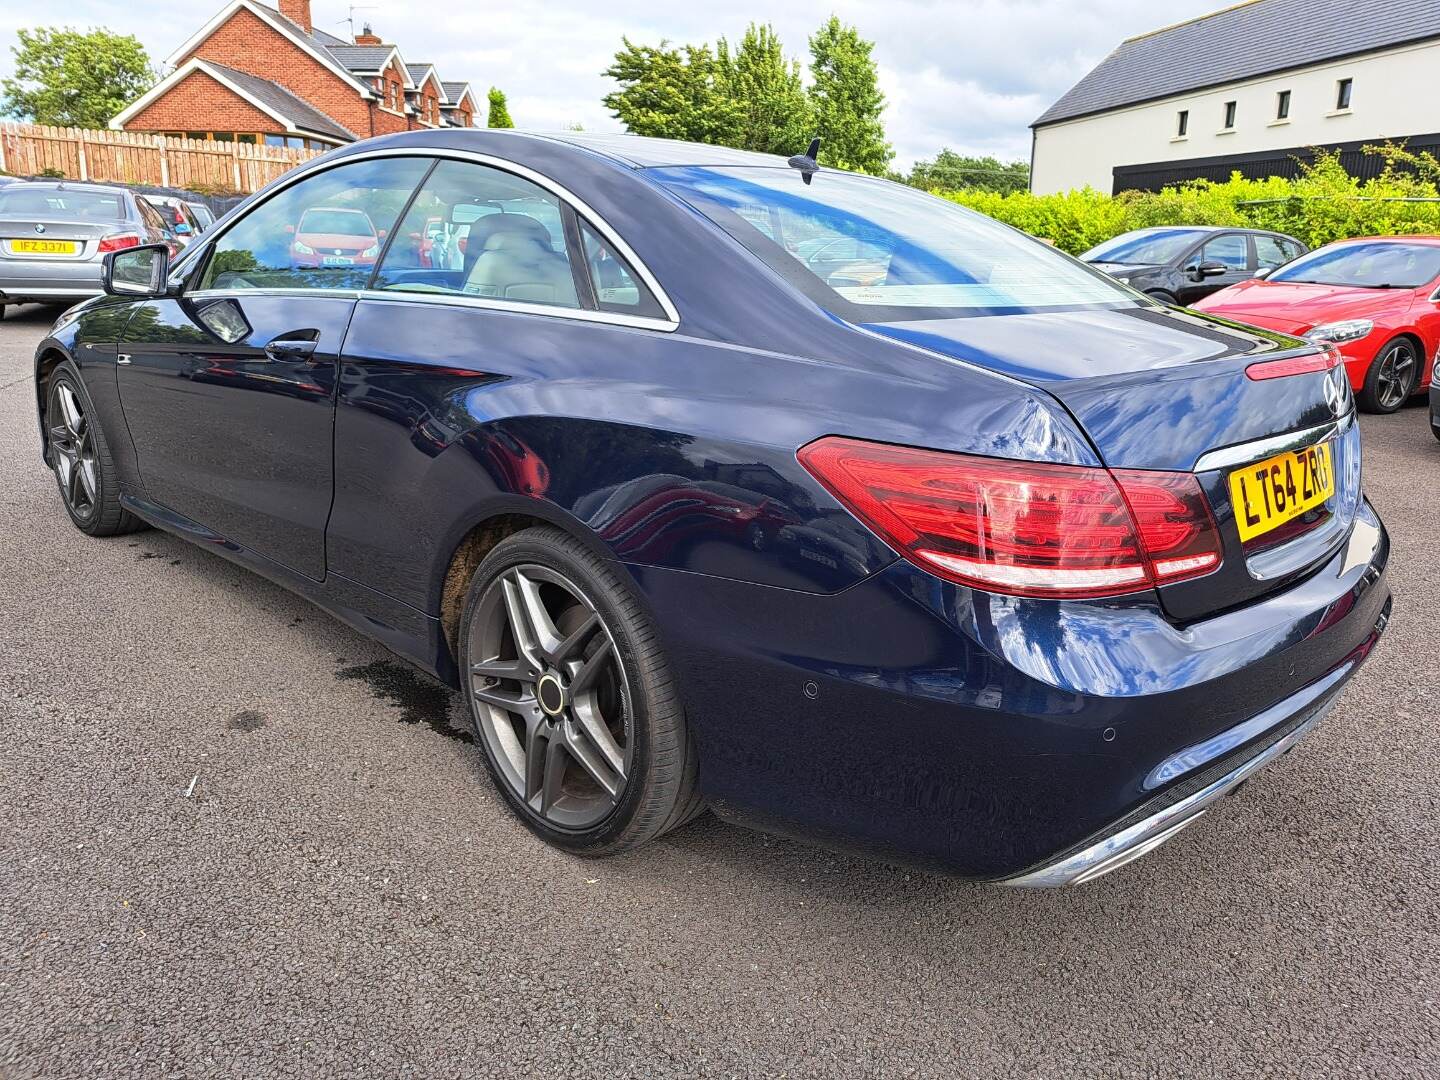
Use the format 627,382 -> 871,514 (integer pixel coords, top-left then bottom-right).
1193,235 -> 1440,413
287,206 -> 382,268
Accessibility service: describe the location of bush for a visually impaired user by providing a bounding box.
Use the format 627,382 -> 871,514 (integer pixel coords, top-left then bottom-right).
937,148 -> 1440,254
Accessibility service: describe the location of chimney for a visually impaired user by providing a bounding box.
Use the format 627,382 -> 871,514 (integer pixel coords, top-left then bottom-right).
354,21 -> 382,45
279,0 -> 312,33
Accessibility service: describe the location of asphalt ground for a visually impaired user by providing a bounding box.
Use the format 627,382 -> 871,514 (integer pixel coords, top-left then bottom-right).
0,302 -> 1436,1079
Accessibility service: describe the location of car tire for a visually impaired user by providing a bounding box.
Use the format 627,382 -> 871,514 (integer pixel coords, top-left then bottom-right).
1358,337 -> 1422,414
44,361 -> 147,537
1145,290 -> 1179,306
459,525 -> 702,856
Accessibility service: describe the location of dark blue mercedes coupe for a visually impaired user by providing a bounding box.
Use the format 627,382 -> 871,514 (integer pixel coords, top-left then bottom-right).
33,130 -> 1391,885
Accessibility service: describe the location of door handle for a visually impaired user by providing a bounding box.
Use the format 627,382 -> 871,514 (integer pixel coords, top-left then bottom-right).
264,333 -> 320,363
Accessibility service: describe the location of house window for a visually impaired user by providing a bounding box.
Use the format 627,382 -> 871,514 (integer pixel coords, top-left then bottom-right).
1222,101 -> 1237,129
1336,78 -> 1353,110
1176,110 -> 1188,137
1276,90 -> 1290,120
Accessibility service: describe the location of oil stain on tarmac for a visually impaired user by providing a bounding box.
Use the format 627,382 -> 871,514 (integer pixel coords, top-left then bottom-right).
336,660 -> 472,744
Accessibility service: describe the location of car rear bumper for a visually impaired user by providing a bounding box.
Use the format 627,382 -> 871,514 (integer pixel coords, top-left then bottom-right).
0,257 -> 104,303
997,642 -> 1377,886
633,499 -> 1390,881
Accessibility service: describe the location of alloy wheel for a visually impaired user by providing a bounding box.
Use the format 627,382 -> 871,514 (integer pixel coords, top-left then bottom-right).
468,564 -> 631,830
1376,341 -> 1417,410
49,382 -> 99,519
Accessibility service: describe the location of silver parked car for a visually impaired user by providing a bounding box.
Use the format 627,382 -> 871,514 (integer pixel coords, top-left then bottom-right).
0,181 -> 176,317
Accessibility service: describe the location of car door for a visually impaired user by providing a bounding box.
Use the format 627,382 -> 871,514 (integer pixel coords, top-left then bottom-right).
115,155 -> 432,581
325,156 -> 673,610
1177,232 -> 1252,304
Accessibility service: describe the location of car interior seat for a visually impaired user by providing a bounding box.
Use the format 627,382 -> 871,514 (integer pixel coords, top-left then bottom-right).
462,214 -> 578,306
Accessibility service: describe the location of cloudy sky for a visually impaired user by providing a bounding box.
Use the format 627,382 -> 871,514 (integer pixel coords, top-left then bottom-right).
0,0 -> 1228,168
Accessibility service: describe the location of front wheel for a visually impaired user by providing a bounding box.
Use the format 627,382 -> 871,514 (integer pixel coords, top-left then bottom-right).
459,526 -> 701,855
45,361 -> 147,536
1358,337 -> 1421,414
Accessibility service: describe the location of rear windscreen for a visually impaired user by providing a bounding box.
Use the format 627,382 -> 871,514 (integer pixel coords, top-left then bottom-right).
653,166 -> 1138,321
0,188 -> 125,220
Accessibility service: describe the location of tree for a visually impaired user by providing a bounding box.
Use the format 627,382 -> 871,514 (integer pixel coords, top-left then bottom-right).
806,17 -> 890,175
2,27 -> 154,128
601,38 -> 730,143
713,24 -> 812,156
487,87 -> 514,129
907,150 -> 1030,194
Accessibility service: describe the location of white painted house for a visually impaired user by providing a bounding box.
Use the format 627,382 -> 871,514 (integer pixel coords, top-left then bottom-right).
1031,0 -> 1440,194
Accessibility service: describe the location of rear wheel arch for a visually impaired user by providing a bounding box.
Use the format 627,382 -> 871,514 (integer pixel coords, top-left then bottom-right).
437,505 -> 627,662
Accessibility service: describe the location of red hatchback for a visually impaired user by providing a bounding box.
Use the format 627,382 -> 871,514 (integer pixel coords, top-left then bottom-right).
1194,236 -> 1440,412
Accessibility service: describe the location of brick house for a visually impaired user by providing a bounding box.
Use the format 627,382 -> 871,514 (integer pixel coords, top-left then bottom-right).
111,0 -> 477,149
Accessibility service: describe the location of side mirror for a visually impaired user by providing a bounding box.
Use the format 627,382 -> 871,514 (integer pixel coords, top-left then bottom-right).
377,228 -> 388,240
102,244 -> 170,298
284,223 -> 296,234
1253,267 -> 1273,280
1192,261 -> 1228,279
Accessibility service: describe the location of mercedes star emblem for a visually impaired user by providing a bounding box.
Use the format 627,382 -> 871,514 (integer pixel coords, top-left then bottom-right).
1324,368 -> 1347,417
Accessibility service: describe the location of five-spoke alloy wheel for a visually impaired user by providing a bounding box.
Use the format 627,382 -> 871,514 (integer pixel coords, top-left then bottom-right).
460,526 -> 701,854
45,361 -> 146,536
1360,337 -> 1420,414
471,564 -> 631,830
49,378 -> 100,522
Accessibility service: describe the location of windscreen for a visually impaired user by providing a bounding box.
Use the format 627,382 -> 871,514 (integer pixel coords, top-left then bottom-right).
654,166 -> 1137,320
1268,242 -> 1440,289
0,188 -> 125,220
1081,229 -> 1206,266
298,209 -> 376,236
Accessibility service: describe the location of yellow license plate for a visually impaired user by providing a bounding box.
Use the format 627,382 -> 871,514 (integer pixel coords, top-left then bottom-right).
10,239 -> 77,255
1229,442 -> 1334,543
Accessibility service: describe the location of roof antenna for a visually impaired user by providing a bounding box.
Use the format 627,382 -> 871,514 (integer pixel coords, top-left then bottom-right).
788,137 -> 821,184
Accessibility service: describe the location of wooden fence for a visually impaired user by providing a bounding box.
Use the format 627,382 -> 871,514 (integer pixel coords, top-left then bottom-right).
0,123 -> 325,195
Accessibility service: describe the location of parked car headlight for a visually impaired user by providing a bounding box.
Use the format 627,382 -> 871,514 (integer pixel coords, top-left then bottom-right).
1306,319 -> 1373,345
292,240 -> 315,255
361,243 -> 381,258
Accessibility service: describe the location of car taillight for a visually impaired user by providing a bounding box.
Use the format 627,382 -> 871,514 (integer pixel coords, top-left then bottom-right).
97,234 -> 141,253
797,436 -> 1221,600
1245,346 -> 1341,381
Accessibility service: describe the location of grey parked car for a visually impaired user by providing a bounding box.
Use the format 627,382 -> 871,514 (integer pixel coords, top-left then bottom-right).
0,181 -> 176,317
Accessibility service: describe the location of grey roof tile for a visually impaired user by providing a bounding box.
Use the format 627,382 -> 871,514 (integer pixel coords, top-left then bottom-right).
204,61 -> 356,141
1035,0 -> 1440,126
326,44 -> 396,71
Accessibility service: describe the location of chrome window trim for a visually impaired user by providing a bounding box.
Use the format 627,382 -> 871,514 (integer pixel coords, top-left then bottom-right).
1192,410 -> 1354,473
356,288 -> 678,333
170,145 -> 680,331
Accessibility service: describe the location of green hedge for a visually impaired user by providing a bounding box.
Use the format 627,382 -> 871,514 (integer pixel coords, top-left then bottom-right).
938,149 -> 1440,255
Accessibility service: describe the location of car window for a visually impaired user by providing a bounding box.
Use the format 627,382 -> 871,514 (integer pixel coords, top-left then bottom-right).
1269,241 -> 1440,288
656,166 -> 1133,319
137,199 -> 167,233
197,157 -> 430,292
1254,235 -> 1292,270
1200,234 -> 1248,270
1280,238 -> 1304,262
1080,229 -> 1208,266
373,159 -> 580,309
579,221 -> 666,319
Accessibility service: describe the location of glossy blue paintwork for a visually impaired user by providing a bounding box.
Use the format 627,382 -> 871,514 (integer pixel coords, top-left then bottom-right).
32,130 -> 1392,879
